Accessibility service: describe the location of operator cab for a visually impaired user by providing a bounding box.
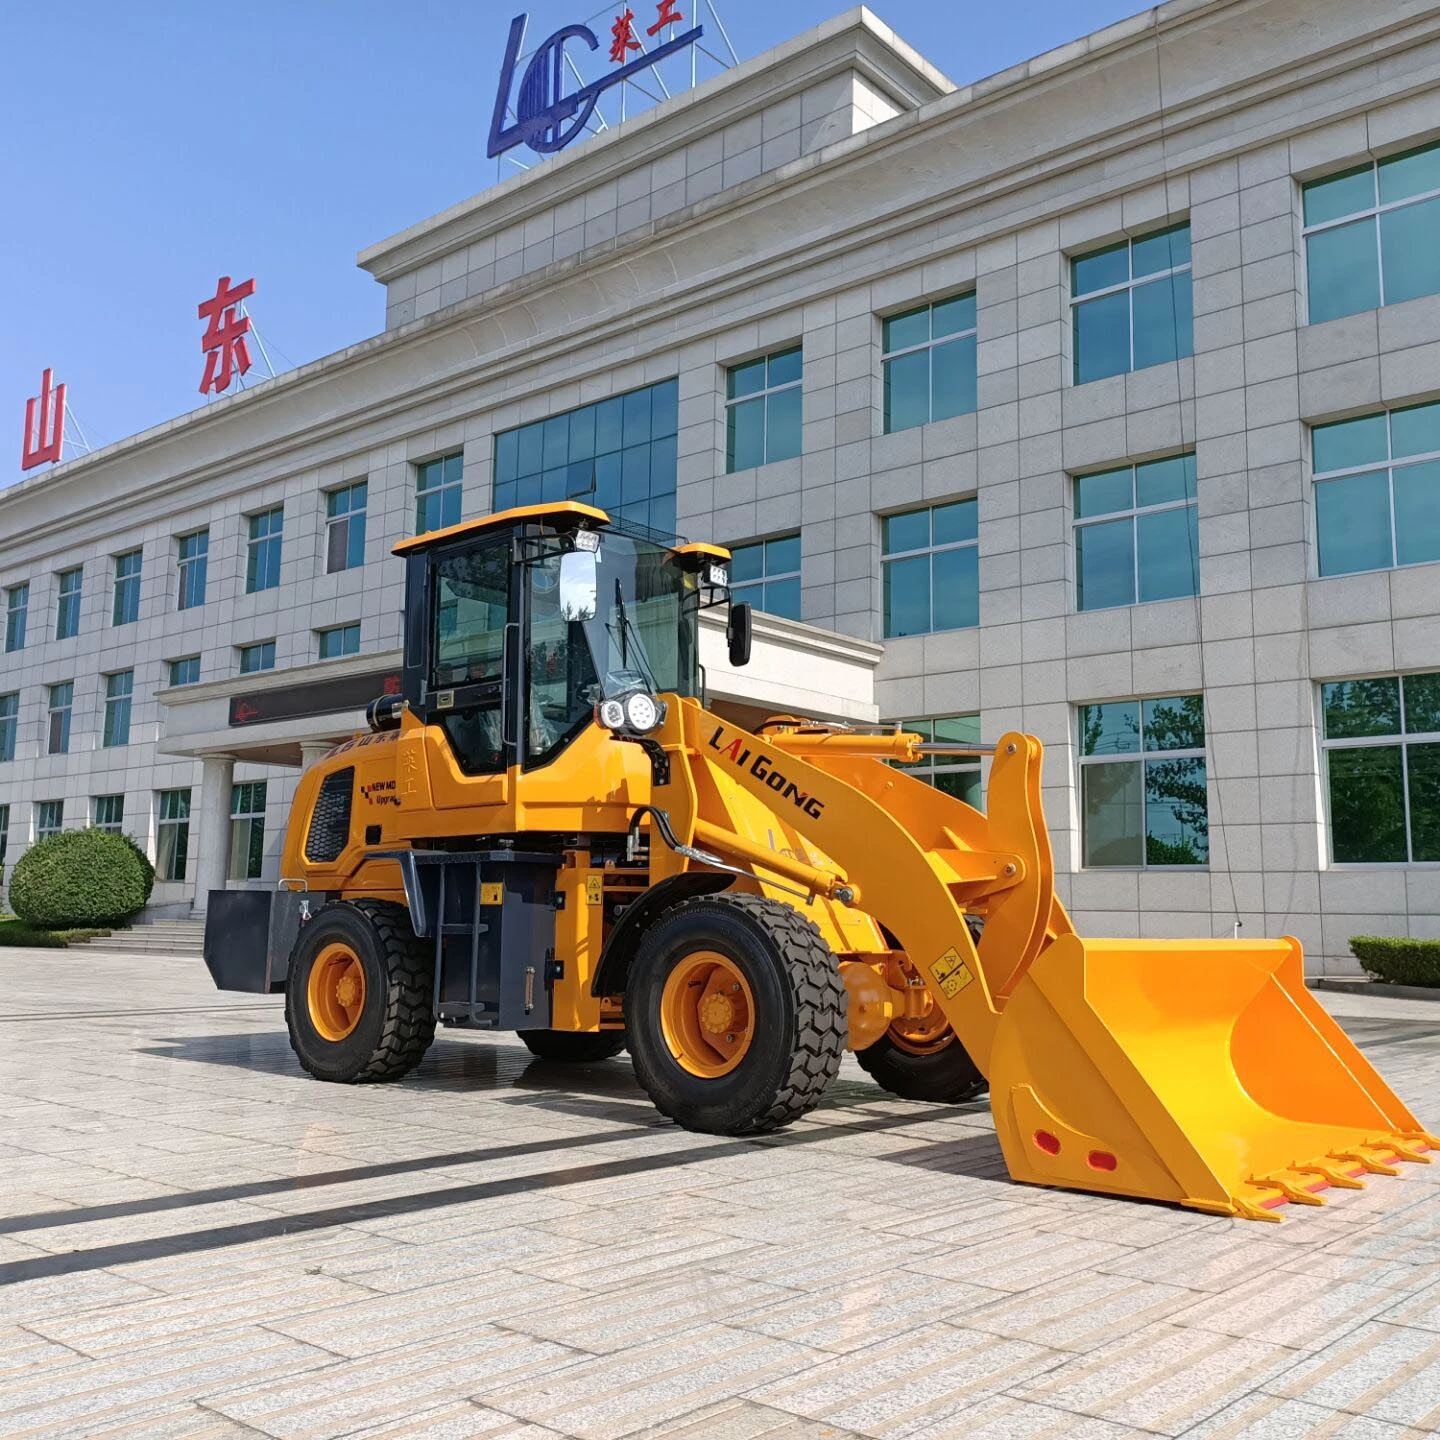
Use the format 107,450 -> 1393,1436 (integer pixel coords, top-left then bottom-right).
390,502 -> 748,775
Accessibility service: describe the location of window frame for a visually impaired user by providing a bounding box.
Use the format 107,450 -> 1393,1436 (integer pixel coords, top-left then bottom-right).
168,656 -> 201,687
317,623 -> 361,660
92,794 -> 125,834
228,781 -> 267,881
0,692 -> 17,763
1320,672 -> 1440,868
881,295 -> 978,435
102,670 -> 133,749
1073,454 -> 1199,612
887,715 -> 984,808
55,566 -> 82,640
880,500 -> 980,639
0,803 -> 9,879
724,346 -> 803,472
177,529 -> 209,611
112,549 -> 142,627
728,534 -> 802,620
35,800 -> 64,840
325,480 -> 368,573
238,640 -> 276,675
1070,223 -> 1193,385
5,583 -> 28,653
1077,694 -> 1209,870
156,789 -> 191,882
1311,403 -> 1440,578
47,681 -> 73,756
245,506 -> 284,594
415,453 -> 464,535
1301,141 -> 1440,323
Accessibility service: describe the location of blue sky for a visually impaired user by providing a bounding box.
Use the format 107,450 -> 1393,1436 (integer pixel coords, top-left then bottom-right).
2,0 -> 1147,480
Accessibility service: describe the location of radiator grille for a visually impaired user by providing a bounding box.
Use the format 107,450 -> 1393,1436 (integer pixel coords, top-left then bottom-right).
305,767 -> 354,864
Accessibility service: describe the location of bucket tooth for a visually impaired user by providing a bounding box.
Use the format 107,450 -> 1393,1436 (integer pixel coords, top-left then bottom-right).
1231,1191 -> 1286,1223
1330,1149 -> 1399,1176
1252,1173 -> 1326,1206
1294,1162 -> 1364,1191
1384,1140 -> 1432,1165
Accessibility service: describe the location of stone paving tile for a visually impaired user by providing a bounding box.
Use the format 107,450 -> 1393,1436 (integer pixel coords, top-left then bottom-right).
953,1270 -> 1195,1352
629,1399 -> 864,1437
345,1403 -> 570,1439
1096,1230 -> 1297,1292
504,1268 -> 798,1354
1183,1392 -> 1424,1438
477,1324 -> 824,1439
0,1267 -> 162,1324
0,1325 -> 335,1440
1261,1319 -> 1440,1431
889,1393 -> 1136,1440
206,1330 -> 581,1440
1010,1321 -> 1301,1436
915,1227 -> 1137,1292
1378,1275 -> 1440,1333
0,1323 -> 89,1383
77,1404 -> 272,1438
749,1320 -> 1065,1436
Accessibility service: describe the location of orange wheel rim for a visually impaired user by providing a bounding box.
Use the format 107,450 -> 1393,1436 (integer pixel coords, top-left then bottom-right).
888,1003 -> 955,1056
307,943 -> 367,1042
659,950 -> 754,1078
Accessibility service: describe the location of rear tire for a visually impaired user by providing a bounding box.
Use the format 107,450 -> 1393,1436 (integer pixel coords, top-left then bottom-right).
285,899 -> 435,1083
856,1028 -> 986,1103
519,1029 -> 627,1062
626,894 -> 845,1134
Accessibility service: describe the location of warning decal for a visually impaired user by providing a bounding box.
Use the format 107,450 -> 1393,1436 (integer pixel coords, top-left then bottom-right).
930,947 -> 975,999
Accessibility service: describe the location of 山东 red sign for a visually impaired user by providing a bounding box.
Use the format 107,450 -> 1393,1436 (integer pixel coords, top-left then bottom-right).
198,275 -> 256,395
21,368 -> 65,471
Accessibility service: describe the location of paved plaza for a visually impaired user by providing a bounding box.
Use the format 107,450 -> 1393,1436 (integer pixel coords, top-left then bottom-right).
0,946 -> 1437,1439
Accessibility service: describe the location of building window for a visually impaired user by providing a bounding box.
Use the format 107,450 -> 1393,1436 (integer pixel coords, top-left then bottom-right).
1322,672 -> 1440,864
729,535 -> 801,620
47,682 -> 73,756
726,347 -> 802,470
325,480 -> 368,573
112,550 -> 142,626
102,670 -> 133,748
246,507 -> 284,593
890,715 -> 983,807
415,454 -> 464,535
1303,141 -> 1440,326
0,804 -> 8,882
229,782 -> 267,881
36,800 -> 64,840
882,500 -> 978,638
55,566 -> 82,640
1075,453 -> 1198,611
1072,223 -> 1193,385
92,795 -> 125,834
177,530 -> 208,610
156,789 -> 191,881
239,640 -> 276,674
318,623 -> 360,660
1312,401 -> 1440,577
1079,694 -> 1208,867
5,583 -> 28,653
0,693 -> 16,763
168,656 -> 201,687
493,378 -> 680,536
882,295 -> 977,434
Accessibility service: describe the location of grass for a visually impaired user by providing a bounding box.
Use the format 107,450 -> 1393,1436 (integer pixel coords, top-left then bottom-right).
0,916 -> 115,948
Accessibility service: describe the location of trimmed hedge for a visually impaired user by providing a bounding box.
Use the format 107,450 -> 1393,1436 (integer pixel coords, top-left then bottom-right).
0,918 -> 112,948
9,829 -> 155,929
1349,936 -> 1440,988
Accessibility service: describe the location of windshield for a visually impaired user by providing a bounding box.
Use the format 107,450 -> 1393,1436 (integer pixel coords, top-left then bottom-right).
526,531 -> 698,763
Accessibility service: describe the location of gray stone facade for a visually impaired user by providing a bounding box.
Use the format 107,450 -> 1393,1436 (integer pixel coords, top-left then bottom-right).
3,0 -> 1440,970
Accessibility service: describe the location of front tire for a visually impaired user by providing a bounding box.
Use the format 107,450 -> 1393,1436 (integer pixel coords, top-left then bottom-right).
519,1029 -> 627,1062
285,899 -> 435,1083
855,1025 -> 986,1103
626,894 -> 846,1134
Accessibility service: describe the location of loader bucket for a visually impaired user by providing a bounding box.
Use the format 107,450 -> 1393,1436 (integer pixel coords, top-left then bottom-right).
989,934 -> 1439,1220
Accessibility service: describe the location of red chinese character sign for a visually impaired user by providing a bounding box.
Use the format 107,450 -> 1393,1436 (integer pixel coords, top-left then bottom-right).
21,368 -> 65,471
198,275 -> 256,395
489,2 -> 731,162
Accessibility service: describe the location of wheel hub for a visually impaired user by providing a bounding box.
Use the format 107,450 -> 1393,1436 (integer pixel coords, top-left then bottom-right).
660,951 -> 754,1078
308,943 -> 367,1043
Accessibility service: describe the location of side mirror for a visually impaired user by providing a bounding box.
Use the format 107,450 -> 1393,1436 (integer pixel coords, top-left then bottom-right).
726,601 -> 753,667
558,549 -> 598,621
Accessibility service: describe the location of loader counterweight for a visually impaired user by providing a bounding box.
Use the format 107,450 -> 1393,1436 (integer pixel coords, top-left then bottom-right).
199,500 -> 1435,1222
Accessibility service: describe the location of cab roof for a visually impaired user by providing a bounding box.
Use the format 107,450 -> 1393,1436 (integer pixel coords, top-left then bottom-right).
392,501 -> 611,556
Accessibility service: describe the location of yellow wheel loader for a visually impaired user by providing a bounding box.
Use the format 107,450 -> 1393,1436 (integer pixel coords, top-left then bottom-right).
203,502 -> 1437,1221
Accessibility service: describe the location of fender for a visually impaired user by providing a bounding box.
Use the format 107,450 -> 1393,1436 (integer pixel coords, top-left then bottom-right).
590,871 -> 735,997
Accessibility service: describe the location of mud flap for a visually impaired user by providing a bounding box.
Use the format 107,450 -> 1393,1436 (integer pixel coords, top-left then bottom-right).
989,934 -> 1439,1220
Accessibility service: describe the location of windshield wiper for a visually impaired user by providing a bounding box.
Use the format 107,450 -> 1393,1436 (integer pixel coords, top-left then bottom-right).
608,578 -> 659,691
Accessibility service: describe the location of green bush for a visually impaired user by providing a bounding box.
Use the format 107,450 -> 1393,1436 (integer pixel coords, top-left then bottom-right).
1349,936 -> 1440,988
9,829 -> 153,929
0,918 -> 111,948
